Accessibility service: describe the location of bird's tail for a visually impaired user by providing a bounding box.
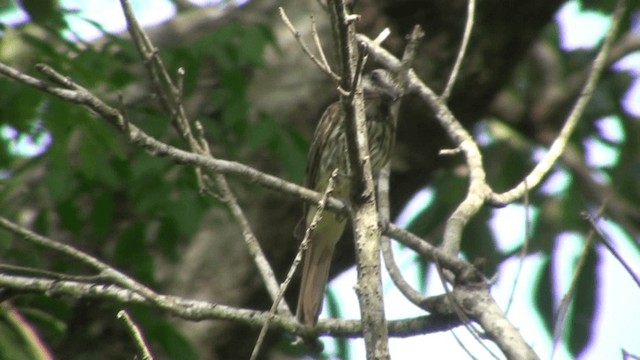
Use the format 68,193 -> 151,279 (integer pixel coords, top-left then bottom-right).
296,233 -> 336,326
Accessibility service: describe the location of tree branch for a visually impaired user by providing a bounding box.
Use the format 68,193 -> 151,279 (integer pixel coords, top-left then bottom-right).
0,272 -> 462,338
442,0 -> 476,100
119,0 -> 293,318
488,0 -> 628,205
0,61 -> 345,215
328,0 -> 389,357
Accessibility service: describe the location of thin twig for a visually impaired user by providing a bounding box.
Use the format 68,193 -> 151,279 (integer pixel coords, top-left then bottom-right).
0,61 -> 347,219
117,310 -> 154,360
441,0 -> 476,100
117,0 -> 295,316
384,224 -> 477,279
250,169 -> 339,360
398,25 -> 424,92
0,271 -> 463,337
0,216 -> 159,300
0,264 -> 104,284
311,14 -> 333,74
358,33 -> 491,256
279,7 -> 340,82
505,181 -> 532,315
552,225 -> 596,357
489,0 -> 628,205
0,50 -> 482,297
435,261 -> 500,360
347,42 -> 368,103
119,0 -> 176,119
584,211 -> 640,287
380,236 -> 425,305
372,28 -> 391,46
214,176 -> 292,316
120,0 -> 196,146
377,25 -> 425,309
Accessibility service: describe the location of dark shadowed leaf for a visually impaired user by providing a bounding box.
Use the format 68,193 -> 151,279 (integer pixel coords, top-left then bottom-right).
534,256 -> 554,335
568,244 -> 598,357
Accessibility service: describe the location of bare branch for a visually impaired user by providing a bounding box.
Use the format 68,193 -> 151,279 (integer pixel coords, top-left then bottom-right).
0,272 -> 462,337
384,224 -> 480,283
456,286 -> 538,359
0,62 -> 346,216
583,211 -> 640,287
359,33 -> 491,255
117,0 -> 294,317
311,14 -> 335,77
328,0 -> 390,356
442,0 -> 476,100
551,206 -> 603,357
0,215 -> 158,300
399,25 -> 424,91
117,311 -> 154,360
380,236 -> 425,305
251,169 -> 339,360
504,182 -> 532,315
488,0 -> 628,205
279,7 -> 341,82
377,25 -> 426,311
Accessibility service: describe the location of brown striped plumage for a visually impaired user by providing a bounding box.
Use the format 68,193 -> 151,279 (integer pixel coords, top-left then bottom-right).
296,69 -> 399,329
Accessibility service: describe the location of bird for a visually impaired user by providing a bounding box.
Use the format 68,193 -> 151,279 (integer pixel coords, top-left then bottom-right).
295,69 -> 399,332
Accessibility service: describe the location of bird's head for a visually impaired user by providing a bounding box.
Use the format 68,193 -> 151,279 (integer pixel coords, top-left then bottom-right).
362,69 -> 401,102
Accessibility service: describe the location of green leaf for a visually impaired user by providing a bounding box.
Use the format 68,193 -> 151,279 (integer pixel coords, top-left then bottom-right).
150,321 -> 199,360
13,295 -> 70,342
568,245 -> 598,357
559,179 -> 588,233
18,305 -> 67,343
272,114 -> 307,182
236,24 -> 272,67
19,0 -> 65,28
0,305 -> 54,360
534,256 -> 554,335
167,191 -> 203,237
114,224 -> 155,284
325,289 -> 347,359
0,223 -> 11,252
128,306 -> 198,360
90,191 -> 114,242
156,218 -> 179,261
45,166 -> 76,202
325,287 -> 341,320
32,209 -> 50,235
129,156 -> 172,213
56,201 -> 82,235
482,120 -> 536,192
245,115 -> 276,150
416,254 -> 429,293
0,83 -> 46,132
75,123 -> 125,184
